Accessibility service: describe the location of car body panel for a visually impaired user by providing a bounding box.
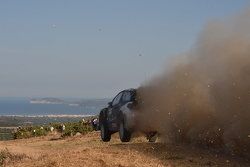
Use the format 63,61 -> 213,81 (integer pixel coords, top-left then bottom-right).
101,89 -> 136,133
120,102 -> 136,130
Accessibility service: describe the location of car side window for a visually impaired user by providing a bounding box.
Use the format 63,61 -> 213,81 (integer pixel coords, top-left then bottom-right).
122,91 -> 131,103
112,92 -> 123,106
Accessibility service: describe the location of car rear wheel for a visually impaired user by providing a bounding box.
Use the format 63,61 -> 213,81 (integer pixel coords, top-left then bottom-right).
147,132 -> 157,143
119,119 -> 131,142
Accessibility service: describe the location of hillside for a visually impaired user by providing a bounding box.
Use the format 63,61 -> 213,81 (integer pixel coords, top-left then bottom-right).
0,132 -> 249,167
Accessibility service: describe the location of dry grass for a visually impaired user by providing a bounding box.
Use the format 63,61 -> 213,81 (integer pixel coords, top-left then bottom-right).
0,148 -> 29,167
0,132 -> 249,167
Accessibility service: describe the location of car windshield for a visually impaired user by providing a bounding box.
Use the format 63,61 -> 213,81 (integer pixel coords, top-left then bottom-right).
122,92 -> 132,103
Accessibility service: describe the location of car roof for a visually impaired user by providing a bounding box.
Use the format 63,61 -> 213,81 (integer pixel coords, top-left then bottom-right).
113,89 -> 136,98
122,88 -> 136,92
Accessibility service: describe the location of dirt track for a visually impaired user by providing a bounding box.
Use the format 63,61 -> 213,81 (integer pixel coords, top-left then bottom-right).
0,132 -> 249,167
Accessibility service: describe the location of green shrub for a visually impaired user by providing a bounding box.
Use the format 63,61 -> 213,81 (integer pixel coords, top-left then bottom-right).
32,128 -> 47,137
61,122 -> 93,137
13,121 -> 93,139
14,126 -> 48,139
49,123 -> 62,132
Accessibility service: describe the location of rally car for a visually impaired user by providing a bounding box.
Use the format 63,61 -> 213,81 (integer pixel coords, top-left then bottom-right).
99,89 -> 157,142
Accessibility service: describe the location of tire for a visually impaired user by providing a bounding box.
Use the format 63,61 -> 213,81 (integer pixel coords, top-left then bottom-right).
100,122 -> 111,142
99,110 -> 111,142
119,118 -> 131,142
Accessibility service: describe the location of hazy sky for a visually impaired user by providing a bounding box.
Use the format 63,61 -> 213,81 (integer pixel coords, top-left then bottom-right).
0,0 -> 248,98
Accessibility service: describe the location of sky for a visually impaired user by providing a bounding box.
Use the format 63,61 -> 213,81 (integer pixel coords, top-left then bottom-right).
0,0 -> 249,98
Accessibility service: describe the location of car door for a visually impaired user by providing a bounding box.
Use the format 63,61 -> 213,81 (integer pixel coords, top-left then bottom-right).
108,92 -> 123,130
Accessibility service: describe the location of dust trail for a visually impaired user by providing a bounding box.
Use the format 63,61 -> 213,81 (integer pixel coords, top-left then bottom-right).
136,8 -> 250,156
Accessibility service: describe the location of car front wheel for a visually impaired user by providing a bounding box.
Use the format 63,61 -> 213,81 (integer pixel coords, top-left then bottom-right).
100,122 -> 111,142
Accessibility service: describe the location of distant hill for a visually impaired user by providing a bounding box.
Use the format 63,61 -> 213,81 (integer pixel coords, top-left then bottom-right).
29,98 -> 111,107
30,98 -> 65,104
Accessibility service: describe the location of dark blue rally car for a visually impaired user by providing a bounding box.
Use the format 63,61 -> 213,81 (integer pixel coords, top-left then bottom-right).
99,88 -> 157,142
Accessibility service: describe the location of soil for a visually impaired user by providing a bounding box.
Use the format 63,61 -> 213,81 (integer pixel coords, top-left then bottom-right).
0,132 -> 249,167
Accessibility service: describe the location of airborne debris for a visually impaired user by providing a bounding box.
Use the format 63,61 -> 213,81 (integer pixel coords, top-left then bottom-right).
136,7 -> 250,157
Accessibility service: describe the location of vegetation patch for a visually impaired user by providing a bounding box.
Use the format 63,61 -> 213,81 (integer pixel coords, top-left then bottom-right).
0,129 -> 14,140
13,120 -> 94,139
60,122 -> 93,137
14,126 -> 48,139
0,148 -> 28,167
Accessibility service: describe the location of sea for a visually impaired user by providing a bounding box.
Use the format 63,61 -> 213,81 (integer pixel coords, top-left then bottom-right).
0,97 -> 110,140
0,97 -> 110,116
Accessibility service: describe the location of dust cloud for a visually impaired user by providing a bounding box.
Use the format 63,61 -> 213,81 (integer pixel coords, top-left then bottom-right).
136,8 -> 250,156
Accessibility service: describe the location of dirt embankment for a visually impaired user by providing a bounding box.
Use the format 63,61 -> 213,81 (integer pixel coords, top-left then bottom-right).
0,132 -> 249,167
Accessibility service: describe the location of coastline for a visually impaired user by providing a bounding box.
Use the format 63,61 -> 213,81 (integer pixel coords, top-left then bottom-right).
0,115 -> 97,129
0,114 -> 95,118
